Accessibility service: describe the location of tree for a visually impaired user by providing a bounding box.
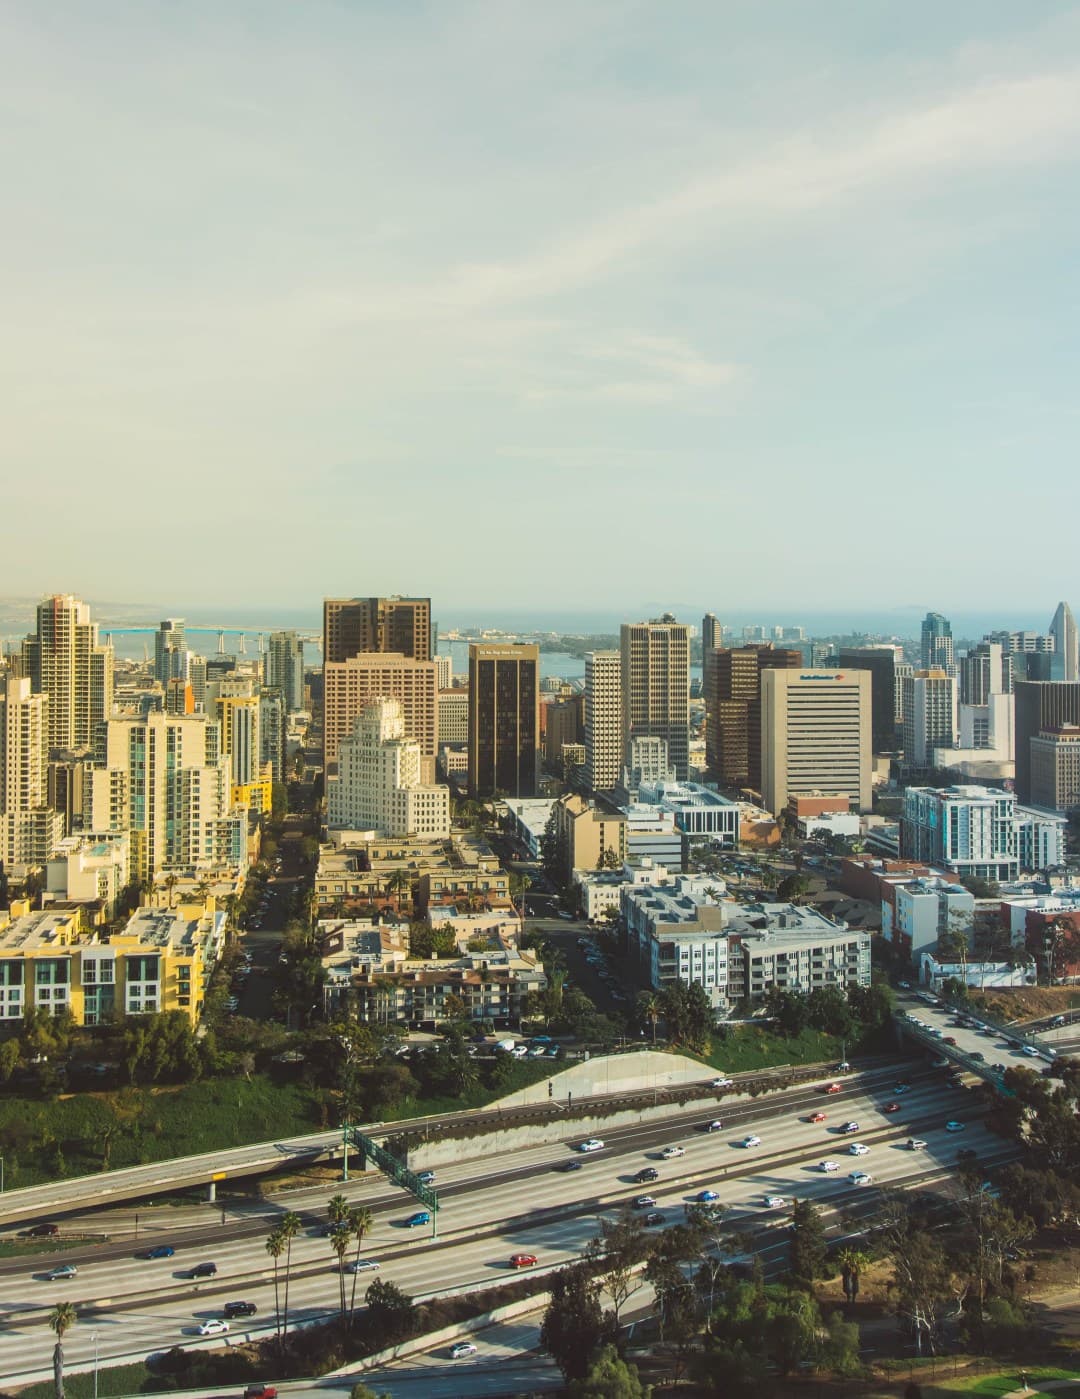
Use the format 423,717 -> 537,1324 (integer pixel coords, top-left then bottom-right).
635,992 -> 660,1047
49,1301 -> 77,1399
330,1221 -> 351,1323
789,1198 -> 827,1283
265,1227 -> 285,1341
585,1208 -> 649,1328
836,1247 -> 871,1306
441,992 -> 468,1023
348,1206 -> 374,1327
540,1263 -> 615,1381
657,980 -> 713,1054
365,1277 -> 415,1343
279,1211 -> 301,1337
683,1201 -> 731,1326
820,1310 -> 863,1377
568,1344 -> 652,1398
777,873 -> 812,903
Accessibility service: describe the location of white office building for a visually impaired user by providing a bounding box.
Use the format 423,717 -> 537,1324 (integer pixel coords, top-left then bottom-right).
901,785 -> 1019,882
328,697 -> 450,839
902,670 -> 957,768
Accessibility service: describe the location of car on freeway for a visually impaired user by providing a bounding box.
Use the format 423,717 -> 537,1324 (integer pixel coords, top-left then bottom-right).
189,1261 -> 218,1278
643,1211 -> 665,1227
635,1167 -> 660,1183
45,1264 -> 77,1281
908,1138 -> 928,1150
839,1121 -> 860,1134
824,1082 -> 843,1095
577,1138 -> 605,1153
140,1245 -> 176,1259
243,1386 -> 277,1399
345,1260 -> 380,1274
704,1120 -> 725,1133
943,1037 -> 957,1045
836,1061 -> 853,1073
849,1171 -> 873,1186
970,1051 -> 985,1062
661,1145 -> 686,1159
416,1170 -> 435,1185
27,1223 -> 59,1238
404,1212 -> 431,1227
555,1159 -> 584,1172
849,1142 -> 870,1156
818,1160 -> 839,1173
695,1189 -> 720,1202
509,1253 -> 538,1268
711,1077 -> 735,1089
931,1057 -> 950,1068
740,1134 -> 761,1148
633,1195 -> 657,1208
197,1319 -> 230,1337
807,1111 -> 827,1123
224,1301 -> 258,1318
450,1341 -> 478,1360
762,1195 -> 787,1209
883,1102 -> 901,1114
945,1121 -> 966,1133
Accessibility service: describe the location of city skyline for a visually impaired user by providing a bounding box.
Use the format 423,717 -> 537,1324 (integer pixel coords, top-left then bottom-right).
5,2 -> 1080,607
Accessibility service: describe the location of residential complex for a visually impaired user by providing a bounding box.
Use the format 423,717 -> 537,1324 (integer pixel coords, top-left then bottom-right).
22,594 -> 114,751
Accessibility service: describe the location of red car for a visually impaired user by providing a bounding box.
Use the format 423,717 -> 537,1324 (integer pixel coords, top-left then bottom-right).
244,1388 -> 278,1399
510,1253 -> 538,1268
807,1111 -> 827,1123
883,1102 -> 901,1114
824,1083 -> 842,1095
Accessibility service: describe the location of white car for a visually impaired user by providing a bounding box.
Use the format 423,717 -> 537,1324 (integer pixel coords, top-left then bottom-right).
848,1171 -> 873,1186
450,1341 -> 478,1359
848,1142 -> 870,1156
711,1077 -> 735,1089
762,1195 -> 787,1209
908,1138 -> 928,1150
1022,1046 -> 1041,1058
818,1160 -> 839,1173
577,1138 -> 605,1153
740,1134 -> 761,1148
661,1146 -> 686,1159
197,1319 -> 230,1337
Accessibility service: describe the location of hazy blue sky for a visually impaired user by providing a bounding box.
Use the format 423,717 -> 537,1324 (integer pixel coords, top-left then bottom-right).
4,2 -> 1080,615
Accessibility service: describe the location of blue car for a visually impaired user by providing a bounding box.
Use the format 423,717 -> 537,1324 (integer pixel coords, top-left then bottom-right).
140,1245 -> 175,1259
696,1190 -> 720,1203
404,1211 -> 431,1228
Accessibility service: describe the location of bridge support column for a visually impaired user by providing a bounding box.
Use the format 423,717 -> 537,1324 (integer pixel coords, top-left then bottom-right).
207,1180 -> 216,1203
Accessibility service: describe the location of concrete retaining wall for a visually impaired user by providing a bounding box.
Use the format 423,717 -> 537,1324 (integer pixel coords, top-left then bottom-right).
484,1048 -> 712,1109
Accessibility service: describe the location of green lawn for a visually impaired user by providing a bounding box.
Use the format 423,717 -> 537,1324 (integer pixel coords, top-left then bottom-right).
5,1359 -> 155,1399
706,1024 -> 848,1074
928,1367 -> 1080,1397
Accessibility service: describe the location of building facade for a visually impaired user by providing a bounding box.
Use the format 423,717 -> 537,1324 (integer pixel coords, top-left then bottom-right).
328,697 -> 450,838
760,668 -> 872,815
585,650 -> 623,793
467,643 -> 539,798
322,596 -> 431,665
22,594 -> 114,751
707,645 -> 801,790
1030,726 -> 1080,812
621,616 -> 690,781
902,669 -> 957,768
901,784 -> 1019,882
324,652 -> 438,767
266,631 -> 305,711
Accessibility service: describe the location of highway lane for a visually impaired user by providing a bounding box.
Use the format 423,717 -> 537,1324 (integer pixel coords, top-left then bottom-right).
0,1069 -> 1002,1385
895,991 -> 1054,1072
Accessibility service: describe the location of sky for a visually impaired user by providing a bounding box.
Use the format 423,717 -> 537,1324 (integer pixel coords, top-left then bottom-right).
4,1 -> 1080,617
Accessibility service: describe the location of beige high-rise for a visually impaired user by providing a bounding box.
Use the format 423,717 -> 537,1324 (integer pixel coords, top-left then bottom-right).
620,617 -> 690,781
0,676 -> 62,866
585,651 -> 622,793
23,594 -> 113,750
760,668 -> 872,815
324,652 -> 438,767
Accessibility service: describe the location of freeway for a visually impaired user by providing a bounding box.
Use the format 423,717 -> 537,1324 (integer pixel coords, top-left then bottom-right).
894,991 -> 1055,1078
0,1063 -> 1010,1388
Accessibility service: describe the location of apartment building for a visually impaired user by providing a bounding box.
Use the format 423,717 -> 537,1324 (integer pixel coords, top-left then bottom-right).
22,594 -> 114,751
901,669 -> 957,768
551,791 -> 628,880
901,784 -> 1019,882
0,675 -> 64,869
585,651 -> 623,793
266,631 -> 305,711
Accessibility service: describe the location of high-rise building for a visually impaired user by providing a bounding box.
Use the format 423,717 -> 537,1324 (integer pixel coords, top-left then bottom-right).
468,643 -> 539,798
585,651 -> 622,793
1030,726 -> 1080,813
707,646 -> 801,789
435,653 -> 453,691
438,689 -> 469,745
0,676 -> 63,867
328,697 -> 450,837
901,670 -> 958,768
1050,602 -> 1079,683
23,594 -> 114,751
83,712 -> 243,879
266,631 -> 305,712
620,616 -> 690,781
960,641 -> 1011,705
214,682 -> 260,786
760,668 -> 872,815
920,612 -> 954,672
154,619 -> 187,686
901,784 -> 1018,882
322,597 -> 431,665
259,688 -> 286,783
1014,680 -> 1080,804
324,652 -> 438,767
702,614 -> 722,653
834,647 -> 899,752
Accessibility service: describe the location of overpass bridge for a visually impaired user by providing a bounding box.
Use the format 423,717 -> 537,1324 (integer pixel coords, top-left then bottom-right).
893,991 -> 1056,1092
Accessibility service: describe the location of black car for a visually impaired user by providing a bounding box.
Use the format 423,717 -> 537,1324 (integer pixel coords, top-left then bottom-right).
555,1159 -> 584,1172
188,1261 -> 218,1278
634,1167 -> 659,1183
27,1223 -> 59,1238
224,1301 -> 258,1319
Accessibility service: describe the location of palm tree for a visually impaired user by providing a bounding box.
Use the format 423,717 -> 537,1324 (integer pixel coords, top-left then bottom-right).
347,1205 -> 373,1327
328,1221 -> 350,1325
265,1227 -> 285,1342
49,1301 -> 76,1399
279,1211 -> 301,1338
639,992 -> 660,1047
384,869 -> 411,904
836,1246 -> 870,1306
163,872 -> 178,909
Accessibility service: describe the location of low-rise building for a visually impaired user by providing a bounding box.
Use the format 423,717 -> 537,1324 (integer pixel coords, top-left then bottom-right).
634,780 -> 740,845
901,785 -> 1019,882
887,878 -> 975,966
1016,805 -> 1067,871
45,833 -> 131,916
919,953 -> 1033,990
574,856 -> 684,921
552,792 -> 628,879
503,797 -> 556,860
314,832 -> 510,916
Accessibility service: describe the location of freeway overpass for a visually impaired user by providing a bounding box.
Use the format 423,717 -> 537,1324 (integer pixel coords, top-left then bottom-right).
893,990 -> 1056,1089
